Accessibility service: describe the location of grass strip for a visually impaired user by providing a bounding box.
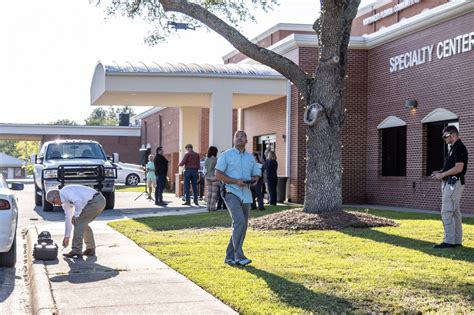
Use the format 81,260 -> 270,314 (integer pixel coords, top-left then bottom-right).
109,207 -> 474,313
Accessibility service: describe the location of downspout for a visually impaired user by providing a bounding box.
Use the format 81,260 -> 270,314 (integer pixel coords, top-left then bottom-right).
285,81 -> 292,201
158,115 -> 163,147
144,121 -> 148,148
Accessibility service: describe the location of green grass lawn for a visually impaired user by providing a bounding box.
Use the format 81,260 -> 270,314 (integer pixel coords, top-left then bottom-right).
109,207 -> 474,313
114,185 -> 147,192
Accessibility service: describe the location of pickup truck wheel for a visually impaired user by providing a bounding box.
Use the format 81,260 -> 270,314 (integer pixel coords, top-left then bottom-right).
104,191 -> 115,210
0,234 -> 16,267
125,174 -> 140,186
42,184 -> 54,212
34,184 -> 42,206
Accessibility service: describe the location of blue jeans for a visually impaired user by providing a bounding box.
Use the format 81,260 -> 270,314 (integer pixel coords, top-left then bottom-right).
184,169 -> 198,203
155,175 -> 166,203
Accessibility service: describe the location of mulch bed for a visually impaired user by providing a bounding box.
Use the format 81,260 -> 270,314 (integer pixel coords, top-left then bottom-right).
249,209 -> 398,231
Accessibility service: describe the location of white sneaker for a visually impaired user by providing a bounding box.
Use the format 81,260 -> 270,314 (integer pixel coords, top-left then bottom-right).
224,259 -> 236,265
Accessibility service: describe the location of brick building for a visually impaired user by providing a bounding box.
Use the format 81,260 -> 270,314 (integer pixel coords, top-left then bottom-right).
92,0 -> 473,213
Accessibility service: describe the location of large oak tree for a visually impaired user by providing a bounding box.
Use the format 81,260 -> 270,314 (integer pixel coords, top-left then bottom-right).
99,0 -> 361,213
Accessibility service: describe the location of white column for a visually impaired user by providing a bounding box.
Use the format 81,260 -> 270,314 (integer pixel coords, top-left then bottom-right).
179,107 -> 201,161
209,91 -> 233,154
237,108 -> 243,131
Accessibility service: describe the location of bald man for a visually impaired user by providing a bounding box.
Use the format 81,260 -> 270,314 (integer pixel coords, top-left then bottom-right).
46,185 -> 105,257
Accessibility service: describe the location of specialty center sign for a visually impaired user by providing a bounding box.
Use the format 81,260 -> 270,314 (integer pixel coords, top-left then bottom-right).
389,32 -> 474,73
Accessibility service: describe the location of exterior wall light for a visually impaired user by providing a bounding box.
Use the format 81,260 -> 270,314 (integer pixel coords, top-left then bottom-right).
405,99 -> 417,110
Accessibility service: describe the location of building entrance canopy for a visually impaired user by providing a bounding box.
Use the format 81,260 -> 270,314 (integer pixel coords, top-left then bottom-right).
90,61 -> 288,151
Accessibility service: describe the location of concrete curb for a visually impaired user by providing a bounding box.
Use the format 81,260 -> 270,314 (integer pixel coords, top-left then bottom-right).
26,227 -> 58,315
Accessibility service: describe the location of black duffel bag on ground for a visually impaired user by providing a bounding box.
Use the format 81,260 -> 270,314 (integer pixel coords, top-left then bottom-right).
33,231 -> 58,261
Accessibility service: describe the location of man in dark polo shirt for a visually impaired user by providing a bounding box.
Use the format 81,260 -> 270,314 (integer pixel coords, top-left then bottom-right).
431,125 -> 468,249
179,144 -> 201,205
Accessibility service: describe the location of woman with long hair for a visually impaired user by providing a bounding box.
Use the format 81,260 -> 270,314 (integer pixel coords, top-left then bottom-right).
204,146 -> 219,211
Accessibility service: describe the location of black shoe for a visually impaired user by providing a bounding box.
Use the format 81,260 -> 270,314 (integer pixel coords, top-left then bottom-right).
258,207 -> 266,211
182,202 -> 191,206
455,244 -> 463,247
194,202 -> 199,206
224,259 -> 236,266
63,251 -> 82,258
251,206 -> 257,210
235,258 -> 252,266
433,242 -> 455,249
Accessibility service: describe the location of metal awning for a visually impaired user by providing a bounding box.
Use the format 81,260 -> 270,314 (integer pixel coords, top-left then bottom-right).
90,61 -> 287,108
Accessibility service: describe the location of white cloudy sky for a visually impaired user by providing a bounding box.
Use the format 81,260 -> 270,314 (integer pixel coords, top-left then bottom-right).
0,0 -> 373,124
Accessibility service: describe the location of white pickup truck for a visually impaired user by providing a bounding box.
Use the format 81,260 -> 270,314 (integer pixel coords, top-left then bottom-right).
32,140 -> 117,211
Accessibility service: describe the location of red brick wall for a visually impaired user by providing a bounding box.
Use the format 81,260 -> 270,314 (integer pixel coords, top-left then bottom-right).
242,97 -> 287,176
289,84 -> 307,204
342,49 -> 369,203
295,47 -> 369,204
41,135 -> 140,164
366,12 -> 474,213
352,0 -> 449,36
141,108 -> 179,156
141,108 -> 180,188
225,30 -> 314,64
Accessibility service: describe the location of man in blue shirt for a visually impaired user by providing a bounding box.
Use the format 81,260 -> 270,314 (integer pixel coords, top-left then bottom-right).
215,130 -> 261,266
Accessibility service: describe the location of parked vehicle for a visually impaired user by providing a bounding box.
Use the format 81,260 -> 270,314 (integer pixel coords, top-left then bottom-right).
115,162 -> 145,186
32,140 -> 117,212
0,174 -> 24,267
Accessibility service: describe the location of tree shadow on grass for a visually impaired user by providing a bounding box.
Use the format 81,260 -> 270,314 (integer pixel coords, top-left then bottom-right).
346,208 -> 474,226
244,266 -> 353,313
408,277 -> 474,306
339,228 -> 474,263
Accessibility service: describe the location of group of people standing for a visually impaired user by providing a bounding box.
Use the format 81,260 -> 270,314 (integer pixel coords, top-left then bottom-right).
144,142 -> 279,212
189,145 -> 278,212
144,147 -> 169,206
141,132 -> 280,267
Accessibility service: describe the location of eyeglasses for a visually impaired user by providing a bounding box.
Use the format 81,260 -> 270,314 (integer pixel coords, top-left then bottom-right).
442,133 -> 452,139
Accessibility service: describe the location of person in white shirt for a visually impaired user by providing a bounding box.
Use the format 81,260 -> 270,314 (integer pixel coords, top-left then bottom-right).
46,185 -> 106,258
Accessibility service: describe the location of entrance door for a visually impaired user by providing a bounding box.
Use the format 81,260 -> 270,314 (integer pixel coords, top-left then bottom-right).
256,134 -> 276,160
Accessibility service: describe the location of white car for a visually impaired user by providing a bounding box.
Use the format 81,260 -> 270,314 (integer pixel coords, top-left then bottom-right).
0,174 -> 24,267
115,162 -> 146,186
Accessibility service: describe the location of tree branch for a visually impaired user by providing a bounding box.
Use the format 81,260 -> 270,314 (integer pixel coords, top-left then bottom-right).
159,0 -> 310,96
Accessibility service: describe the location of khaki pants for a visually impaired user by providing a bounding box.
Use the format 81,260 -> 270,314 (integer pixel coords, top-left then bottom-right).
72,193 -> 106,253
441,181 -> 464,245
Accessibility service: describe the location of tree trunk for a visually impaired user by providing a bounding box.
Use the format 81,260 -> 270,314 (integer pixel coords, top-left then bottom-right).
303,67 -> 344,214
101,0 -> 361,214
302,0 -> 359,213
304,121 -> 342,213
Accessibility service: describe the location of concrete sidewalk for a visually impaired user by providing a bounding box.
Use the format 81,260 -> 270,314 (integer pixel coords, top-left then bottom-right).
27,210 -> 236,314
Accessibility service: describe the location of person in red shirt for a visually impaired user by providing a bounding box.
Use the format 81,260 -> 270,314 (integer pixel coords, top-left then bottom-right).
179,144 -> 201,205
